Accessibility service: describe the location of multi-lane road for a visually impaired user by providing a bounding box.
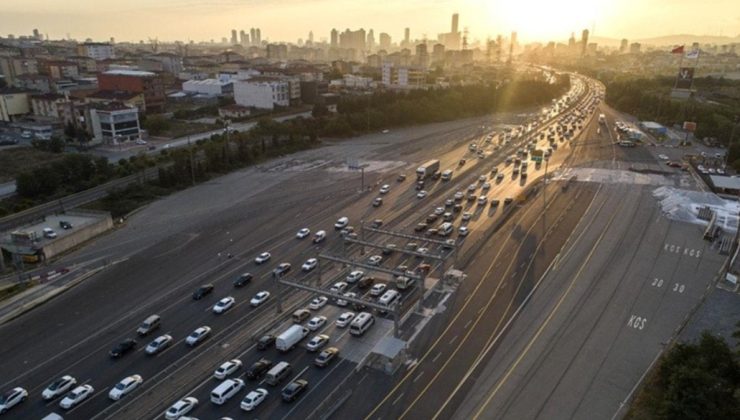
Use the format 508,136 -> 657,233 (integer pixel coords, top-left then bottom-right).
1,73 -> 711,420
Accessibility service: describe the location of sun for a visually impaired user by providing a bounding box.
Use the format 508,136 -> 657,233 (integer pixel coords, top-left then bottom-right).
476,0 -> 607,42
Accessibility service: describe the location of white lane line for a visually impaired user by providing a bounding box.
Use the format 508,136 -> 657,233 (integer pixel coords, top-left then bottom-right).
280,359 -> 347,420
413,371 -> 425,383
449,335 -> 458,345
464,319 -> 473,329
432,351 -> 442,363
357,373 -> 368,385
392,392 -> 406,406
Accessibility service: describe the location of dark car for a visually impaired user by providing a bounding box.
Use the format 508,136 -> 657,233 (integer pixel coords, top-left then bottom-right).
371,219 -> 383,228
246,359 -> 273,380
459,159 -> 466,166
257,334 -> 275,350
109,338 -> 137,358
192,284 -> 214,300
233,273 -> 253,287
381,244 -> 396,256
426,214 -> 439,224
59,221 -> 73,230
397,174 -> 406,182
453,204 -> 463,212
273,263 -> 291,276
357,276 -> 375,289
281,379 -> 308,402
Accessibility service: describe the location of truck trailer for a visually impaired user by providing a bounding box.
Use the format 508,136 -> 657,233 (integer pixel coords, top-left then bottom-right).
275,325 -> 309,352
416,160 -> 440,179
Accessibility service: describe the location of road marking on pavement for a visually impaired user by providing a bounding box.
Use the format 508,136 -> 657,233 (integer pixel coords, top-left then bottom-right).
413,371 -> 425,383
358,373 -> 368,385
392,392 -> 405,406
464,319 -> 472,329
471,191 -> 621,419
280,360 -> 346,420
432,352 -> 442,363
449,335 -> 458,345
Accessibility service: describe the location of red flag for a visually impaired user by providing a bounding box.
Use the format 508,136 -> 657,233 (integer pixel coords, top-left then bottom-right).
671,45 -> 685,54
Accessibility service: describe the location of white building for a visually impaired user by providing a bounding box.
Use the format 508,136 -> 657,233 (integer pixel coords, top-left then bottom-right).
182,79 -> 233,97
78,42 -> 115,61
233,77 -> 290,110
89,102 -> 141,144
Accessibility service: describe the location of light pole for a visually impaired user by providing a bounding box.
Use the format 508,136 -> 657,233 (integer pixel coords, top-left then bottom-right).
724,116 -> 739,171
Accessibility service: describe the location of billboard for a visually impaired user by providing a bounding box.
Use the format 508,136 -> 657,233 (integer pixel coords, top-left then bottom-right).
683,121 -> 697,132
675,67 -> 694,89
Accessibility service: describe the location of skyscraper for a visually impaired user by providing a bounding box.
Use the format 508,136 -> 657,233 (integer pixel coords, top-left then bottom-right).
620,38 -> 628,53
250,28 -> 256,45
255,28 -> 262,45
379,33 -> 391,51
308,31 -> 314,45
451,13 -> 459,34
330,28 -> 338,47
239,30 -> 248,46
404,28 -> 410,46
367,29 -> 375,52
416,43 -> 429,68
581,29 -> 589,57
230,29 -> 238,45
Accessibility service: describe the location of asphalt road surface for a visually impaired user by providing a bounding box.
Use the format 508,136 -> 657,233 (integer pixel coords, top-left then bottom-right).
0,76 -> 610,419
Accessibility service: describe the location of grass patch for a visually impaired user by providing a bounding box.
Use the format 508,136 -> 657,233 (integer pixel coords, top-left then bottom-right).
0,147 -> 65,183
158,121 -> 216,139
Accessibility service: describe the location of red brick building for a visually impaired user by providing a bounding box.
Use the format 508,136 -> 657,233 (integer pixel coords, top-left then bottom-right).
97,70 -> 165,111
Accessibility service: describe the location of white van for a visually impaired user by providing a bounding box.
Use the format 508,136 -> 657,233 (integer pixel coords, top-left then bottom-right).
378,290 -> 401,312
334,217 -> 349,230
439,222 -> 454,237
441,169 -> 453,181
313,230 -> 326,243
211,378 -> 245,405
265,361 -> 292,386
350,312 -> 374,336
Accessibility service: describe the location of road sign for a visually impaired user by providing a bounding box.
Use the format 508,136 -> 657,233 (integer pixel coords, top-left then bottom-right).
531,149 -> 544,162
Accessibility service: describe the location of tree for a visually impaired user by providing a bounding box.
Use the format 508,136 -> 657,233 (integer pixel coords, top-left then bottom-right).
143,115 -> 171,136
312,103 -> 329,118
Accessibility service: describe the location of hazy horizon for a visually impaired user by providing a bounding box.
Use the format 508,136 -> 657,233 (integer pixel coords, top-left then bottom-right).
1,0 -> 738,45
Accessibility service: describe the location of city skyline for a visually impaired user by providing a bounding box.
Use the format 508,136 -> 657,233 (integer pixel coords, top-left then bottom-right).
1,0 -> 738,45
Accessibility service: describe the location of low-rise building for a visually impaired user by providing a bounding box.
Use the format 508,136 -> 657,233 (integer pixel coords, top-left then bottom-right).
85,90 -> 146,112
30,93 -> 77,125
13,74 -> 52,93
218,104 -> 251,119
44,61 -> 79,80
97,69 -> 165,111
89,102 -> 141,144
78,42 -> 115,60
233,76 -> 289,110
182,78 -> 233,97
0,88 -> 31,122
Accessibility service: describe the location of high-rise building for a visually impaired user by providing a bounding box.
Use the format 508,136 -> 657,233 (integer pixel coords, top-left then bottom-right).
240,30 -> 248,46
415,43 -> 429,68
404,28 -> 410,46
255,28 -> 262,45
330,28 -> 338,47
568,33 -> 576,51
620,38 -> 628,53
496,35 -> 503,62
308,31 -> 314,45
432,43 -> 445,64
451,13 -> 459,34
367,29 -> 375,52
250,28 -> 256,45
438,13 -> 462,50
230,29 -> 238,45
629,42 -> 641,54
339,28 -> 366,54
581,29 -> 589,56
379,33 -> 391,51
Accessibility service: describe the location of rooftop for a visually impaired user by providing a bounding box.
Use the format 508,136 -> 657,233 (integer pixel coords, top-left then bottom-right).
184,78 -> 232,86
91,101 -> 137,112
88,90 -> 141,100
710,175 -> 740,191
102,69 -> 156,77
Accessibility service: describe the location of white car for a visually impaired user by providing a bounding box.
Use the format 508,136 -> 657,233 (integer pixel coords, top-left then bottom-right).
250,291 -> 270,307
330,282 -> 348,294
379,184 -> 391,194
0,387 -> 28,414
468,184 -> 477,192
370,283 -> 387,296
478,175 -> 487,183
368,255 -> 383,266
42,227 -> 57,239
59,384 -> 94,409
346,270 -> 364,283
302,258 -> 318,272
336,312 -> 356,328
459,226 -> 470,236
213,296 -> 236,314
482,182 -> 491,190
478,195 -> 488,205
454,191 -> 464,200
462,212 -> 472,221
186,326 -> 211,346
214,359 -> 243,380
165,397 -> 198,419
434,207 -> 445,215
337,292 -> 356,307
240,388 -> 268,411
42,375 -> 77,400
309,296 -> 328,310
145,334 -> 173,355
296,228 -> 310,239
306,334 -> 330,352
307,316 -> 327,331
658,154 -> 669,160
108,375 -> 143,401
417,190 -> 428,199
254,252 -> 271,264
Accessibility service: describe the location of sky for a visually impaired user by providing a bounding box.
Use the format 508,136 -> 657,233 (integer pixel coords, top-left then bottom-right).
0,0 -> 738,44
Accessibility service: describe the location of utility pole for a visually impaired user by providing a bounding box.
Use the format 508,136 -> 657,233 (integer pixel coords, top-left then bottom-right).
724,116 -> 739,170
188,135 -> 195,186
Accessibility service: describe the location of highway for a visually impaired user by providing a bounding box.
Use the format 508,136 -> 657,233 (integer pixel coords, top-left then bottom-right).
0,74 -> 604,419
